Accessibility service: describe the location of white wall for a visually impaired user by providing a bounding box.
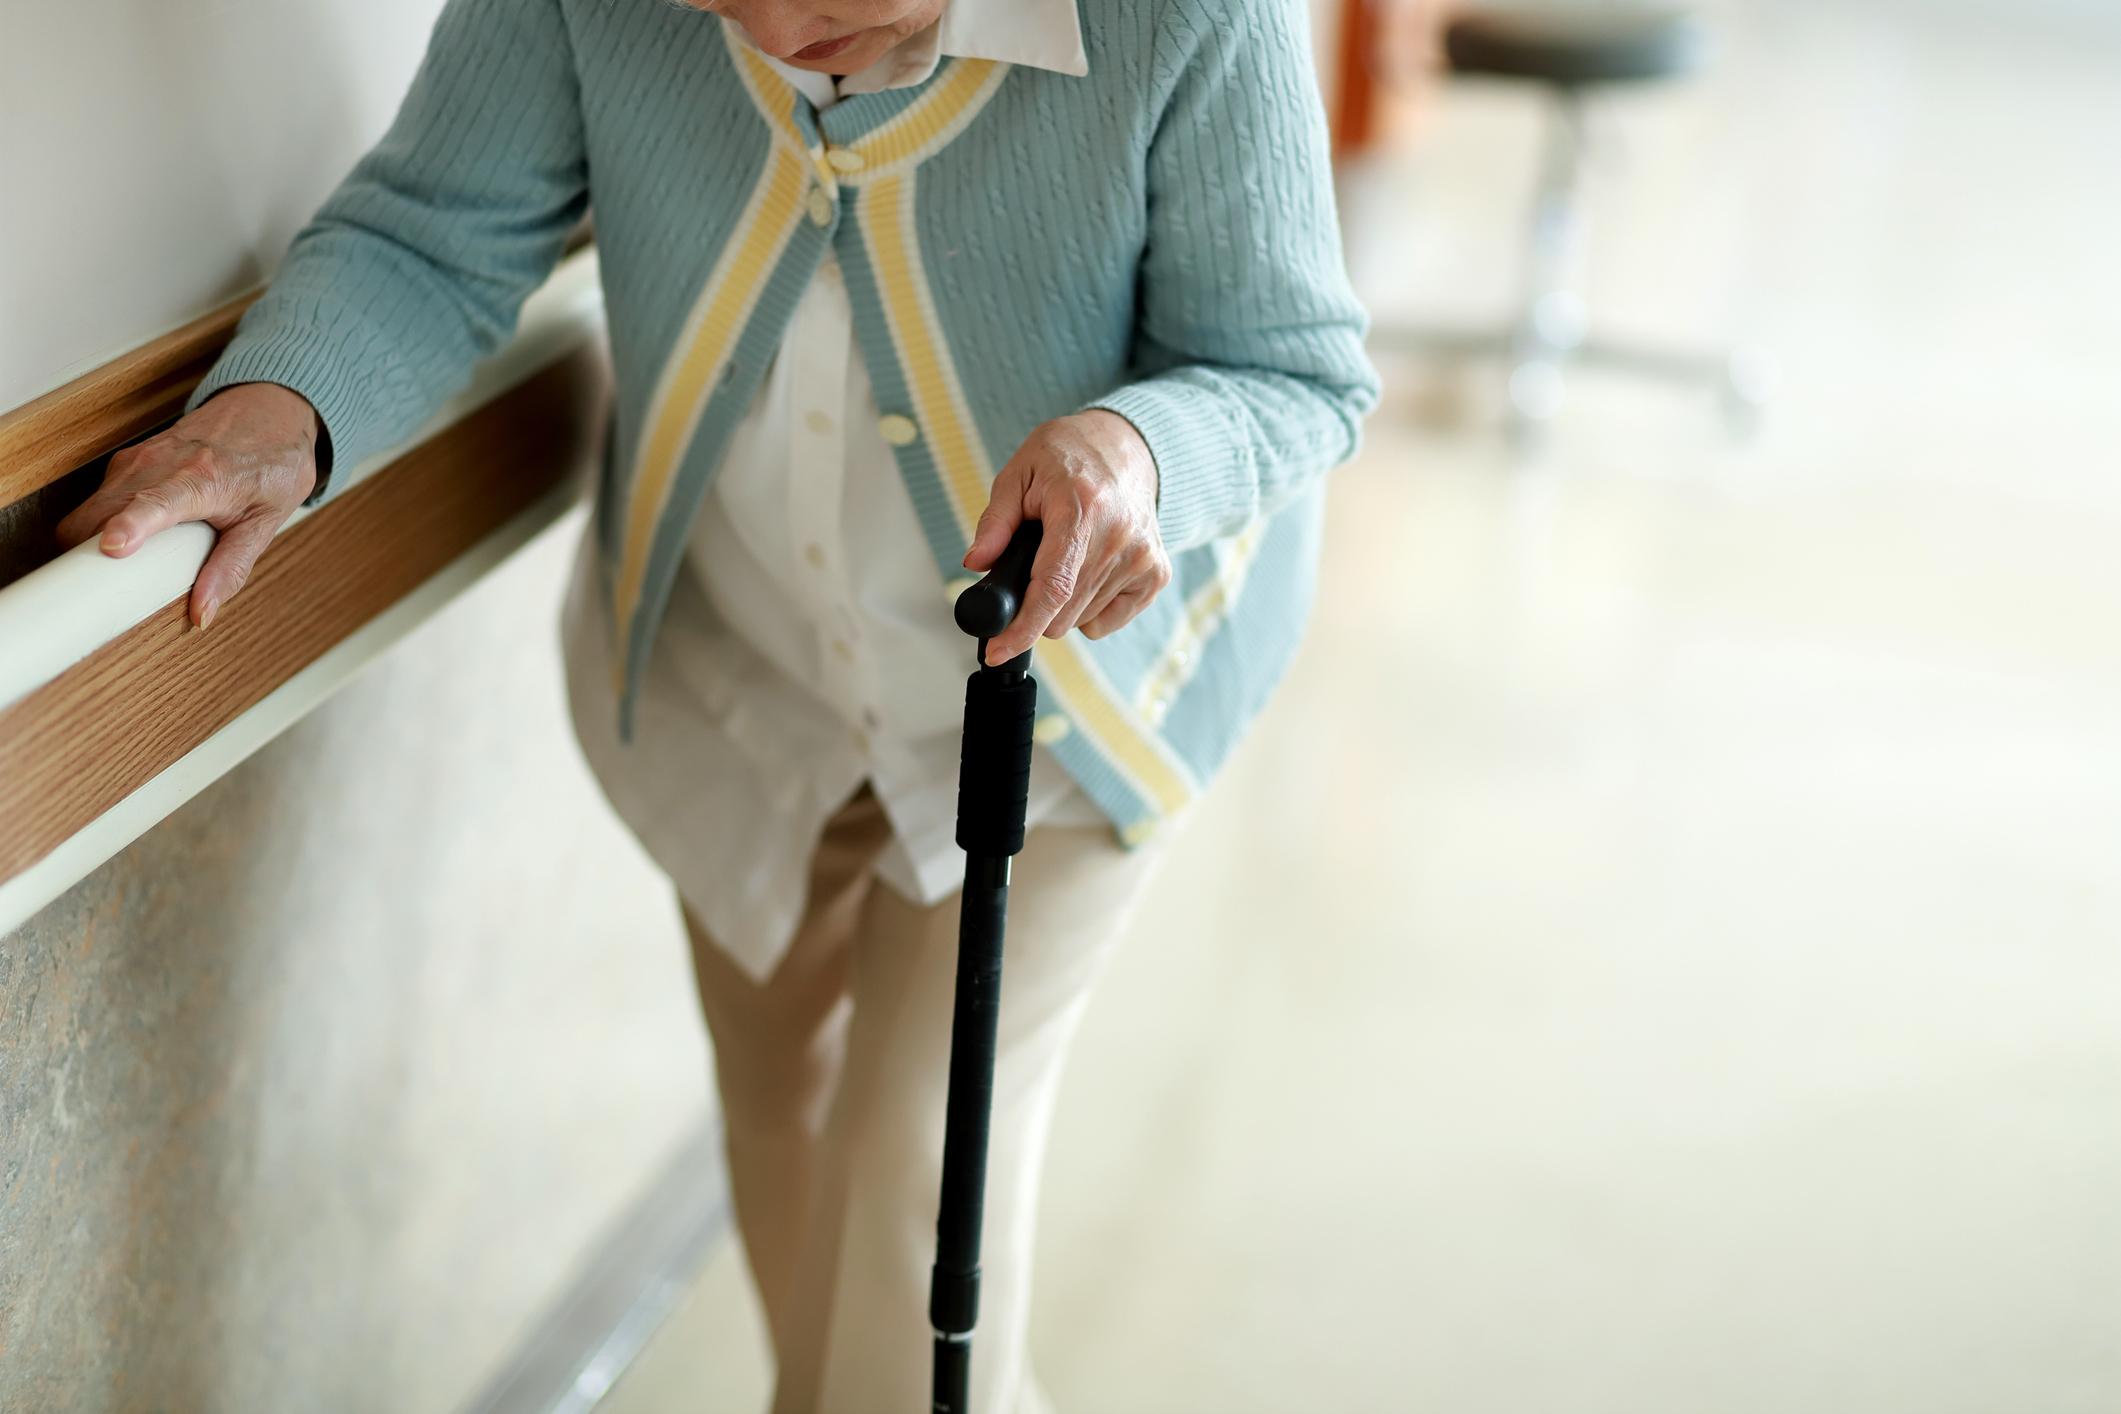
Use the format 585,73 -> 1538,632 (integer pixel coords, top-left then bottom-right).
0,3 -> 717,1405
0,0 -> 444,405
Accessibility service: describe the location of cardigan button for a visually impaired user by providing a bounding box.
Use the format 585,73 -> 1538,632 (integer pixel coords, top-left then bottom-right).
1033,715 -> 1072,746
877,414 -> 919,446
807,189 -> 833,226
826,147 -> 865,173
1119,819 -> 1157,848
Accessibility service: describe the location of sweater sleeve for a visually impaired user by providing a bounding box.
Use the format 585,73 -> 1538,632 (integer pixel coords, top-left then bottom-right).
186,0 -> 588,506
1084,0 -> 1379,555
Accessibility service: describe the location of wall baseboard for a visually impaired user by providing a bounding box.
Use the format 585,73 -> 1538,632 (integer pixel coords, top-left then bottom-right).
457,1117 -> 732,1414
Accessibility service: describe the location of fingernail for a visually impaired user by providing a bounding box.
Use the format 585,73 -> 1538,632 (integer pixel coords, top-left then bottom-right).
198,596 -> 219,631
102,531 -> 128,554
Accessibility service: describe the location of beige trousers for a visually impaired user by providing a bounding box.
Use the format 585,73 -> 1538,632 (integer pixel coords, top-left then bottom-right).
681,784 -> 1172,1414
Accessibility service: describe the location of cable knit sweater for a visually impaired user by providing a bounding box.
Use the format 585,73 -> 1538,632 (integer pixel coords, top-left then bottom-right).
189,0 -> 1379,844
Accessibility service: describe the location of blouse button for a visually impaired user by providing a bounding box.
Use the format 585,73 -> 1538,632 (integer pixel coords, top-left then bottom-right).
878,414 -> 919,447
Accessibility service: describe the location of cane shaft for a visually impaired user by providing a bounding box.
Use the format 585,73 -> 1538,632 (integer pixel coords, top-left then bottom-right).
933,520 -> 1041,1414
931,857 -> 1007,1413
932,672 -> 1035,1413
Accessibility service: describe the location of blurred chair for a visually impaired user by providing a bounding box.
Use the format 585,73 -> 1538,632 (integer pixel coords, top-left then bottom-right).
1373,2 -> 1771,440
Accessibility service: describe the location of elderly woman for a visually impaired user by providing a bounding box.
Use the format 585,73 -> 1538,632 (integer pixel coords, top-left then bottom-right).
60,0 -> 1375,1406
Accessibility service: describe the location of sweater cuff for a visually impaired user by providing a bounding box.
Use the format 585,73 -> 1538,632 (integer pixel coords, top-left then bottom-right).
187,320 -> 378,508
1085,379 -> 1255,554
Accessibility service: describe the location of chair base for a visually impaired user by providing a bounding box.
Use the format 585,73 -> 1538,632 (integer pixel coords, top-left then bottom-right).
1371,320 -> 1775,444
1378,67 -> 1768,446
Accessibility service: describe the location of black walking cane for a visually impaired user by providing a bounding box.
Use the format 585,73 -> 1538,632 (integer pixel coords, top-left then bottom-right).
931,517 -> 1044,1414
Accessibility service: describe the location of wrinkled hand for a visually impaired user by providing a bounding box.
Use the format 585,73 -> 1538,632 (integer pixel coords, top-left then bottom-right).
962,410 -> 1171,666
56,382 -> 320,629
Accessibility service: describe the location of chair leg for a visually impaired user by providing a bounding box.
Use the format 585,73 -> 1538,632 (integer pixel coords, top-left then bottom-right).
1505,87 -> 1591,441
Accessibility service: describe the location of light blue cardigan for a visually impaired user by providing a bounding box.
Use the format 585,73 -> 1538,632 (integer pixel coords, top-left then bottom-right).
191,0 -> 1379,844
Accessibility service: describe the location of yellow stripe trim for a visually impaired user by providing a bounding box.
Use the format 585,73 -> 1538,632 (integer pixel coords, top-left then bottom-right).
862,172 -> 990,524
860,172 -> 1195,817
613,144 -> 807,650
729,39 -> 839,188
1137,522 -> 1267,720
837,60 -> 1006,179
1032,643 -> 1195,817
727,33 -> 1000,188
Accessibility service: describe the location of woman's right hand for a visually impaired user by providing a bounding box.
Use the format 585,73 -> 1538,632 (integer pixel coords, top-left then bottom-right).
56,381 -> 322,630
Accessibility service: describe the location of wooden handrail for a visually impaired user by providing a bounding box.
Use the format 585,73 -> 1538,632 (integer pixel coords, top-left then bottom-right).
0,352 -> 603,888
0,251 -> 608,932
0,291 -> 263,511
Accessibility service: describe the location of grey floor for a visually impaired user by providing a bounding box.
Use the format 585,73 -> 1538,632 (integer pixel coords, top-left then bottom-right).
602,1 -> 2121,1409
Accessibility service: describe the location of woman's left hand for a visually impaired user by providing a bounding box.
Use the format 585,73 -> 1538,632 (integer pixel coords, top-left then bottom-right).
962,411 -> 1172,666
